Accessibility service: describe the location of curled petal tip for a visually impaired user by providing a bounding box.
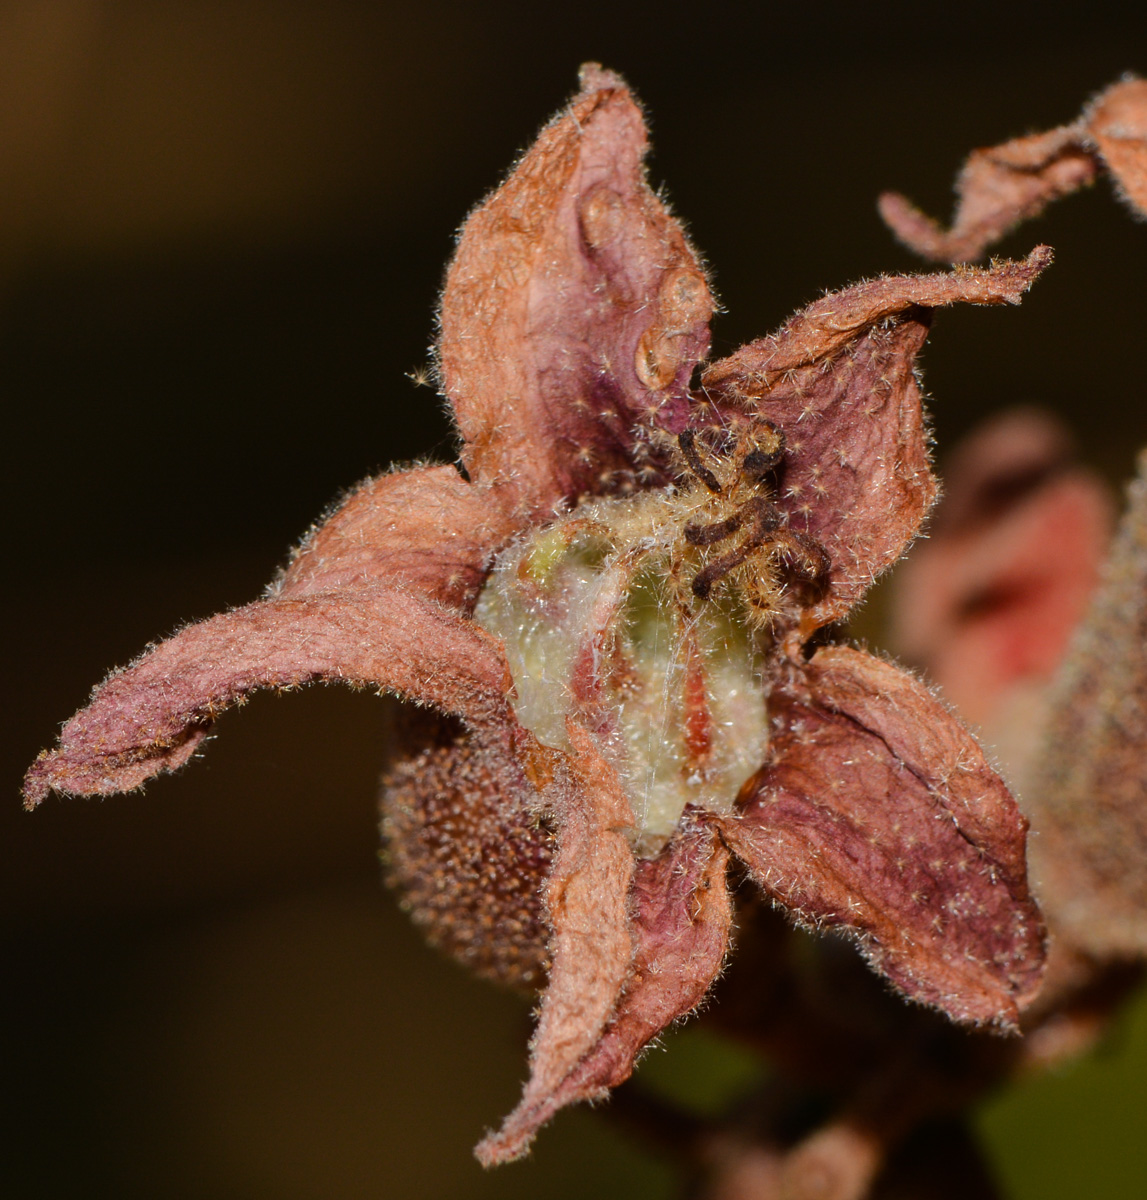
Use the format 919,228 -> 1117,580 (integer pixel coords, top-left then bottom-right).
577,62 -> 628,95
1005,244 -> 1055,295
439,61 -> 712,516
877,190 -> 955,261
877,77 -> 1147,261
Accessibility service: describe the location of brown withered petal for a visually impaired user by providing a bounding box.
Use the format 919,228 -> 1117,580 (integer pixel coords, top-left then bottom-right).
879,77 -> 1147,262
717,646 -> 1045,1027
701,249 -> 1053,627
439,63 -> 714,520
276,465 -> 516,610
478,821 -> 731,1165
1088,77 -> 1147,214
890,410 -> 1112,787
1027,449 -> 1147,958
22,584 -> 515,807
484,721 -> 638,1160
382,736 -> 554,991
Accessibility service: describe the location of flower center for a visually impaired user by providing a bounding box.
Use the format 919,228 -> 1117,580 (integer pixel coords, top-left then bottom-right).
474,489 -> 772,855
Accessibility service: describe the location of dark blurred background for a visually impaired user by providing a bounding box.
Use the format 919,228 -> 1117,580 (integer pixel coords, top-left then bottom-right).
5,2 -> 1147,1197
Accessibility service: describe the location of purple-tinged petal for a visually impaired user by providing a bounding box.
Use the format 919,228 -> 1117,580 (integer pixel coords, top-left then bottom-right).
717,646 -> 1045,1028
277,465 -> 517,611
23,583 -> 515,807
478,818 -> 730,1165
1027,449 -> 1147,958
439,63 -> 714,520
702,250 -> 1052,627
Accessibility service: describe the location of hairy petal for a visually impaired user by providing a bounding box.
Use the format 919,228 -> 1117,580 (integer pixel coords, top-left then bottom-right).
878,128 -> 1093,263
478,720 -> 636,1164
23,584 -> 515,807
702,250 -> 1052,626
1087,76 -> 1147,215
890,409 -> 1113,792
718,646 -> 1045,1027
277,465 -> 516,610
1027,450 -> 1147,957
479,822 -> 730,1164
440,63 -> 713,520
879,76 -> 1147,262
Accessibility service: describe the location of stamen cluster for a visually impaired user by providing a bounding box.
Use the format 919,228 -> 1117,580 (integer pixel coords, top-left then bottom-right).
673,422 -> 830,621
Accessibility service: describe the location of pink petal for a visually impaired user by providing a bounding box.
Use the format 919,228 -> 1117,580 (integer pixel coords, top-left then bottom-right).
23,583 -> 514,807
277,465 -> 516,610
477,720 -> 637,1163
1028,449 -> 1147,958
702,250 -> 1052,627
718,646 -> 1045,1028
477,817 -> 730,1164
439,64 -> 713,520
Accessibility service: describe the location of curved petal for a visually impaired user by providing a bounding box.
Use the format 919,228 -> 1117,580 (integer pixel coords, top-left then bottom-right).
477,819 -> 730,1165
879,77 -> 1147,263
439,63 -> 714,520
23,583 -> 515,806
276,465 -> 517,610
717,646 -> 1045,1028
702,250 -> 1052,627
478,720 -> 636,1163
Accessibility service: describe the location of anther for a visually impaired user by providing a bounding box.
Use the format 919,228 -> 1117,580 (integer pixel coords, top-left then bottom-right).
690,499 -> 782,598
684,510 -> 746,547
742,423 -> 786,480
677,429 -> 722,494
771,529 -> 831,602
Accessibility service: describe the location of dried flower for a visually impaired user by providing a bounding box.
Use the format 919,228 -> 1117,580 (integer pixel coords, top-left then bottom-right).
24,65 -> 1054,1165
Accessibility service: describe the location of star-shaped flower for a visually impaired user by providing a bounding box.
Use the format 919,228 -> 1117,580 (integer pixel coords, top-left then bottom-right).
25,65 -> 1052,1164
